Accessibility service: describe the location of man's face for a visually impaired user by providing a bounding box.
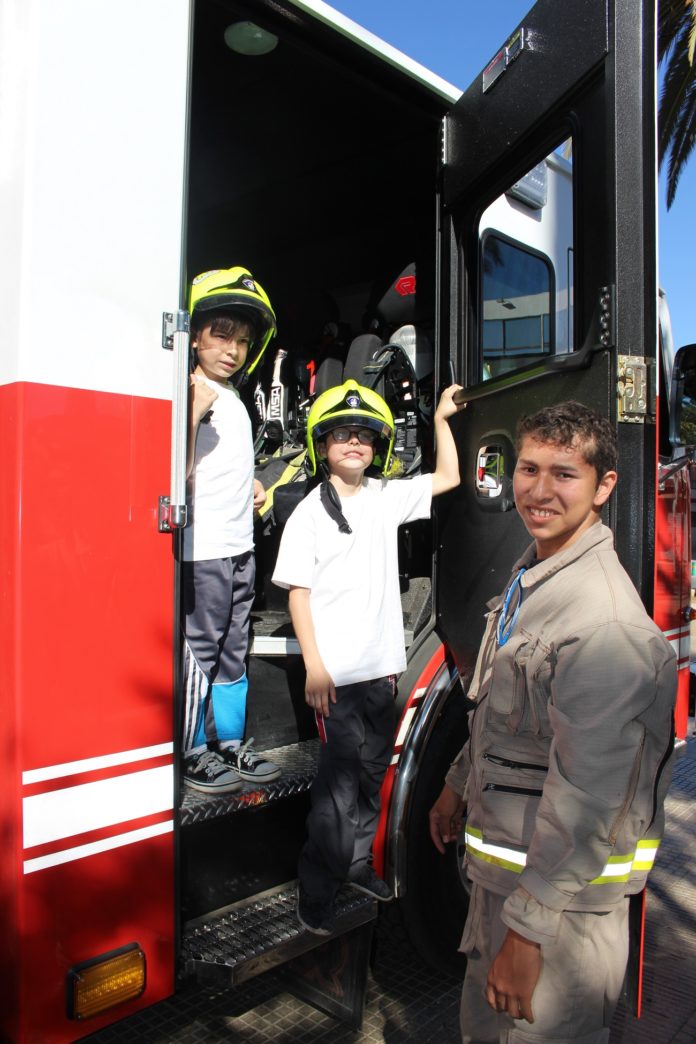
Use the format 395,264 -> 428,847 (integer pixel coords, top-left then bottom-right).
193,320 -> 251,384
512,435 -> 617,560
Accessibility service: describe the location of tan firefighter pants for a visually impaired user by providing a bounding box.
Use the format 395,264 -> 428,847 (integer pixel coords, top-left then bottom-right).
459,883 -> 629,1044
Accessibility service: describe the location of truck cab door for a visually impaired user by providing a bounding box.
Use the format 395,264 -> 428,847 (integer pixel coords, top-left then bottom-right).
436,0 -> 657,676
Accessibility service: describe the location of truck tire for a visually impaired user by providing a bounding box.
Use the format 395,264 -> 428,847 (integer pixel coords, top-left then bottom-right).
399,688 -> 470,977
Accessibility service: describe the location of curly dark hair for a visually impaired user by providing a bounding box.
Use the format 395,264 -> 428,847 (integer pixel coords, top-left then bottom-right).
516,400 -> 617,481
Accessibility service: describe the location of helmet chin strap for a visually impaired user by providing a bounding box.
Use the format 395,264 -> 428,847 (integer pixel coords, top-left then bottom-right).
318,464 -> 352,534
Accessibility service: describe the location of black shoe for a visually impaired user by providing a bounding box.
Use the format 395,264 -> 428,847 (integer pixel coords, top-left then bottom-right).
296,885 -> 335,936
347,865 -> 394,902
183,750 -> 243,794
219,738 -> 281,783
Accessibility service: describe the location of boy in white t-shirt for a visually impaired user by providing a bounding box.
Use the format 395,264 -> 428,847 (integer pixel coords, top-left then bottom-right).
272,378 -> 462,933
182,266 -> 281,794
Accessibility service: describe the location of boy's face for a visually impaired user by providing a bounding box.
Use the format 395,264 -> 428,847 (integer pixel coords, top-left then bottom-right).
512,435 -> 617,560
192,320 -> 251,384
318,426 -> 376,478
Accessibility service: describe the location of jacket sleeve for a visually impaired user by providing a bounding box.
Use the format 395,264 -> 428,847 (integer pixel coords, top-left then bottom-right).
501,620 -> 676,944
445,741 -> 471,796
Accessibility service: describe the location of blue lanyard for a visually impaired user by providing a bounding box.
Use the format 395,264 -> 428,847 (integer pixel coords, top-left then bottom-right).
496,568 -> 527,646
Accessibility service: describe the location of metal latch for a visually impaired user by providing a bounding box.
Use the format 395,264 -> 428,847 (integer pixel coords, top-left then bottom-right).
617,356 -> 651,424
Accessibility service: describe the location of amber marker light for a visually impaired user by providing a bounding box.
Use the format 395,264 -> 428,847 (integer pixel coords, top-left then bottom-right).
67,943 -> 146,1020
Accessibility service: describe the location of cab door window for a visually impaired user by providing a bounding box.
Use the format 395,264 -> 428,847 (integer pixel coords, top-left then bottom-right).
481,235 -> 553,378
477,140 -> 574,381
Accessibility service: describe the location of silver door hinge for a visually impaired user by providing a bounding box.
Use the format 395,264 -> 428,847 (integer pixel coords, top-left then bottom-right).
617,356 -> 652,424
441,115 -> 450,168
162,310 -> 190,350
159,495 -> 187,533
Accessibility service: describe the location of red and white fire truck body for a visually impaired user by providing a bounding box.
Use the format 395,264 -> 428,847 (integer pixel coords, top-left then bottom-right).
1,0 -> 690,1040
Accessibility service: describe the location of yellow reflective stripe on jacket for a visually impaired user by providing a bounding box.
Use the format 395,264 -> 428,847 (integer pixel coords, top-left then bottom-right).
591,839 -> 660,882
465,828 -> 660,882
631,839 -> 660,871
464,827 -> 527,874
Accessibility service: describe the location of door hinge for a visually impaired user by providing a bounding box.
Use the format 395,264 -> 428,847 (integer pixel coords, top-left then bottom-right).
159,495 -> 187,533
162,309 -> 190,350
441,115 -> 450,168
617,356 -> 652,424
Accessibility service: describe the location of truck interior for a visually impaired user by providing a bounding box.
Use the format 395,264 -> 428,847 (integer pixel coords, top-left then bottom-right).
183,0 -> 453,754
177,1 -> 464,988
177,0 -> 457,956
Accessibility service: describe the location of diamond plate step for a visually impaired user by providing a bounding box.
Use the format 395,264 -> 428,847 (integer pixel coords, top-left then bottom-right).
180,740 -> 319,827
181,881 -> 376,986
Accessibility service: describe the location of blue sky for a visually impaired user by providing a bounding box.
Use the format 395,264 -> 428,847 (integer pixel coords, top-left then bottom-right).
332,0 -> 694,353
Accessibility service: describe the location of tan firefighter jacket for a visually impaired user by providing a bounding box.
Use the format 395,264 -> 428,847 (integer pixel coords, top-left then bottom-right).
446,522 -> 677,945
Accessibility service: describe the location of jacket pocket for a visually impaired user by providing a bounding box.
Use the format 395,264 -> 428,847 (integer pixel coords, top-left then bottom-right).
479,764 -> 545,848
488,631 -> 552,735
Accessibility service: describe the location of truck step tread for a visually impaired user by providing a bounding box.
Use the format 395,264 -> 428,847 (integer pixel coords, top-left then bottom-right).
181,881 -> 376,985
180,740 -> 319,827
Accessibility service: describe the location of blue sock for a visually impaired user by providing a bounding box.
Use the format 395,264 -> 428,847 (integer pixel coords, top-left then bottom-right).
210,675 -> 248,745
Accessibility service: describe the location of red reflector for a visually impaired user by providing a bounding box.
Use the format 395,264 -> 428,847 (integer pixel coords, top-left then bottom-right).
395,276 -> 416,296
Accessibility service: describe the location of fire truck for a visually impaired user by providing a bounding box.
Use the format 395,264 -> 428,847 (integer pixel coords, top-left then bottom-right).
2,0 -> 692,1039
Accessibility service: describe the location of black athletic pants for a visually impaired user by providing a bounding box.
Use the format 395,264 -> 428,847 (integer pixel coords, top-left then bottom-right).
298,676 -> 397,903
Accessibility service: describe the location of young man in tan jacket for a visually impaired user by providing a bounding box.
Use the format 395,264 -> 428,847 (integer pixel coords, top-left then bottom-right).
430,400 -> 676,1043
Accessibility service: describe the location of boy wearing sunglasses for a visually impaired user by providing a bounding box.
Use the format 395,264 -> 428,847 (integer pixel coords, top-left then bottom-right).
429,401 -> 677,1043
272,378 -> 462,934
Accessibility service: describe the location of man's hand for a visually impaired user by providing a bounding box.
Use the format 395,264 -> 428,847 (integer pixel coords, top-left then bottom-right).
485,928 -> 541,1024
305,664 -> 337,718
429,784 -> 466,854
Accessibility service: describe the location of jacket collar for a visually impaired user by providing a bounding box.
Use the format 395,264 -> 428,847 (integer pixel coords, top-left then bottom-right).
515,521 -> 615,590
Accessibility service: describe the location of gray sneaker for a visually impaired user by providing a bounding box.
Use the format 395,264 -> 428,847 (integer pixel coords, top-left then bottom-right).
183,750 -> 243,794
218,738 -> 281,783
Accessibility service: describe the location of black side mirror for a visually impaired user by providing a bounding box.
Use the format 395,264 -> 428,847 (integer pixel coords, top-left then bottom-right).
669,344 -> 696,451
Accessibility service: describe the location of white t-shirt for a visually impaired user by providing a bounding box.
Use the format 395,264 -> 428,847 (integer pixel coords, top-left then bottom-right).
272,474 -> 432,686
183,378 -> 254,561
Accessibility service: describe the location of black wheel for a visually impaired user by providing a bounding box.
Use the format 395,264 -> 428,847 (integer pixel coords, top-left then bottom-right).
398,688 -> 470,976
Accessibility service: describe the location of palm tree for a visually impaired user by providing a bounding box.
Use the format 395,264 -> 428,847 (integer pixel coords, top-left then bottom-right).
658,0 -> 696,208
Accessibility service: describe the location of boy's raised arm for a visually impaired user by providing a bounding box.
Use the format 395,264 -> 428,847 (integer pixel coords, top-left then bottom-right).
186,375 -> 218,478
431,384 -> 463,497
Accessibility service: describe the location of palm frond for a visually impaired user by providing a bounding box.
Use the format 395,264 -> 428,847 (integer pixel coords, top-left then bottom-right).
659,0 -> 696,206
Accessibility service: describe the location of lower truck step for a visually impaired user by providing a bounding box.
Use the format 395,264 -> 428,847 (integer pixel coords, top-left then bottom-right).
181,880 -> 377,986
181,881 -> 377,1030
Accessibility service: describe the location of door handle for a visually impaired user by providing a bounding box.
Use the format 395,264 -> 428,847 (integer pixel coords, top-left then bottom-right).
476,445 -> 505,497
475,441 -> 515,511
